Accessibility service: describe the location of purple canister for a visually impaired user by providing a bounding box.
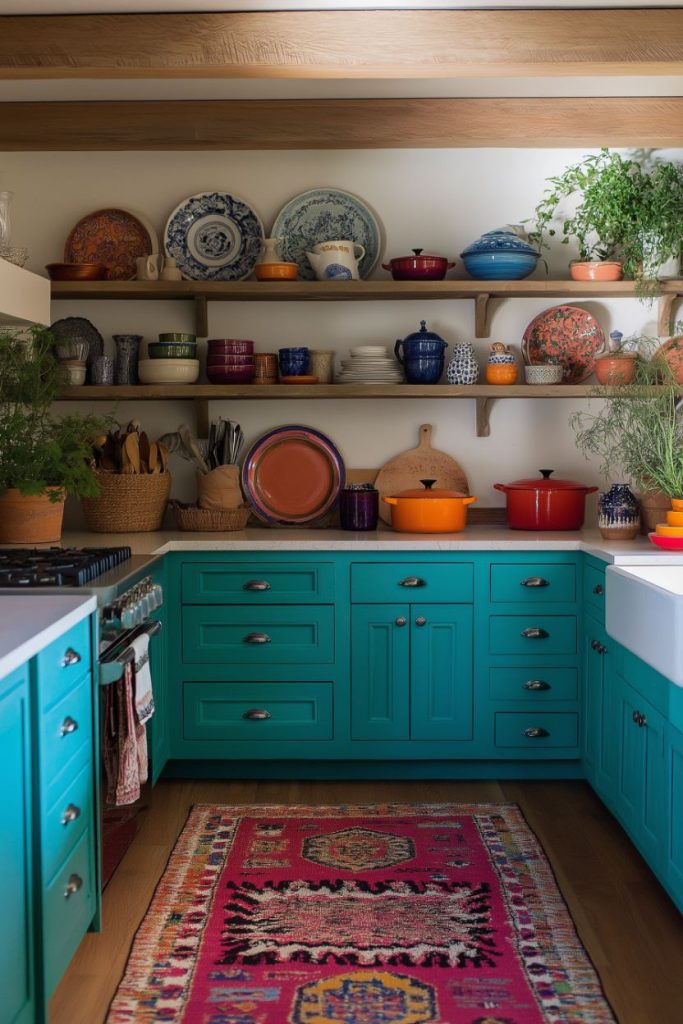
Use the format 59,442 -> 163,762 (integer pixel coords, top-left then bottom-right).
339,483 -> 379,531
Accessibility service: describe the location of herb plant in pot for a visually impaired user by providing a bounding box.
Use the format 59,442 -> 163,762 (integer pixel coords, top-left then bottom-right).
571,353 -> 683,539
0,328 -> 104,543
528,148 -> 683,297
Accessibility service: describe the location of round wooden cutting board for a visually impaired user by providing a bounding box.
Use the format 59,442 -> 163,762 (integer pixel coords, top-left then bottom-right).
374,423 -> 470,524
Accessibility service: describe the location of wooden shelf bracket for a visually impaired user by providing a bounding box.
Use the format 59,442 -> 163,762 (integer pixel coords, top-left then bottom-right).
475,396 -> 495,437
474,293 -> 491,339
194,398 -> 210,438
194,295 -> 208,337
657,292 -> 679,337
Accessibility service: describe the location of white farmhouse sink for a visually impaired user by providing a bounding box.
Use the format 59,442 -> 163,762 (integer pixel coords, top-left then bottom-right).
606,565 -> 683,687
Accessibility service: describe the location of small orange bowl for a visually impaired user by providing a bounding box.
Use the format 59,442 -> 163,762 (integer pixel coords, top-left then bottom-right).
569,260 -> 624,282
254,262 -> 298,281
655,523 -> 683,537
671,498 -> 683,512
666,510 -> 683,526
46,262 -> 108,281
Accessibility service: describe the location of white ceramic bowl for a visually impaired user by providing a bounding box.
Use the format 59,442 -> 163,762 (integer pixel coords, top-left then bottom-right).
524,364 -> 564,385
138,358 -> 200,384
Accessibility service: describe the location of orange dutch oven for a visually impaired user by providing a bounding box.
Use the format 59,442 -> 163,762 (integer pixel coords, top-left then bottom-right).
382,478 -> 477,533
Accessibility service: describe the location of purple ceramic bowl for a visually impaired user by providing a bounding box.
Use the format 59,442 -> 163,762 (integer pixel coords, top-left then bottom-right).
207,366 -> 255,383
206,354 -> 255,366
207,338 -> 254,354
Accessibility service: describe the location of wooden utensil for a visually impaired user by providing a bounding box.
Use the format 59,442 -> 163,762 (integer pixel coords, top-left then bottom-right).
157,441 -> 170,473
373,423 -> 470,524
123,431 -> 141,474
138,431 -> 150,473
148,441 -> 159,474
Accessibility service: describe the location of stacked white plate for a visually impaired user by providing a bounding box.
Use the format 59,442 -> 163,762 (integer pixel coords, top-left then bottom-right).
335,345 -> 404,384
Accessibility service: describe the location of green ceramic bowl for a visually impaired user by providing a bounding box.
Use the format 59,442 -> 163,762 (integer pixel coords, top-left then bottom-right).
158,332 -> 197,344
148,341 -> 197,359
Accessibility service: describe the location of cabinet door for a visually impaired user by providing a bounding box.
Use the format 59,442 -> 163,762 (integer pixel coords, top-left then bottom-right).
351,605 -> 409,740
616,678 -> 667,872
0,667 -> 34,1024
664,724 -> 683,911
581,614 -> 617,803
410,604 -> 473,742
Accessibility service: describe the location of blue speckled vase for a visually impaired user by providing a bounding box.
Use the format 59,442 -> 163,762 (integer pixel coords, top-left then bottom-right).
598,483 -> 640,539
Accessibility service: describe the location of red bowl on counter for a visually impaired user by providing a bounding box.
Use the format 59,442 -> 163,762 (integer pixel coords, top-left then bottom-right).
382,249 -> 456,281
207,339 -> 254,354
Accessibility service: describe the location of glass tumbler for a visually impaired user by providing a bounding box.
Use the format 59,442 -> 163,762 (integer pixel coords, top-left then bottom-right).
113,334 -> 143,385
339,484 -> 379,531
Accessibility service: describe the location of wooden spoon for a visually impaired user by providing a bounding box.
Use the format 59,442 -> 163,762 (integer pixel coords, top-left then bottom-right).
157,441 -> 170,474
147,441 -> 159,474
124,431 -> 141,474
139,431 -> 151,473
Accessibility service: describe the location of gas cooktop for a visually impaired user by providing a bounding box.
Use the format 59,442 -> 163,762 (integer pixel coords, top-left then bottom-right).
0,546 -> 132,587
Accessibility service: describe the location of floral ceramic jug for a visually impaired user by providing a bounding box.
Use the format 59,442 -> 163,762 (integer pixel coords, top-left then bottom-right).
447,342 -> 479,384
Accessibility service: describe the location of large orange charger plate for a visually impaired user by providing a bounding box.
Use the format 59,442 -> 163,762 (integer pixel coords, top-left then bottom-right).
522,304 -> 605,384
64,208 -> 154,281
242,425 -> 345,524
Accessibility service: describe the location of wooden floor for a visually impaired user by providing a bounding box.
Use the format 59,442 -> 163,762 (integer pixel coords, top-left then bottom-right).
51,779 -> 683,1024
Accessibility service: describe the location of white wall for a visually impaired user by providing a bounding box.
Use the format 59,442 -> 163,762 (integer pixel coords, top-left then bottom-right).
1,147 -> 677,526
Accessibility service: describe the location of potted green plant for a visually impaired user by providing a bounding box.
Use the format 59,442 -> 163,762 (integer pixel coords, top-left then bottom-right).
0,327 -> 105,543
571,352 -> 683,535
528,148 -> 683,297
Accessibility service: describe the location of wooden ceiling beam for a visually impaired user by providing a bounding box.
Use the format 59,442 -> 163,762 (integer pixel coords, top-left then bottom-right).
0,10 -> 681,79
0,98 -> 681,150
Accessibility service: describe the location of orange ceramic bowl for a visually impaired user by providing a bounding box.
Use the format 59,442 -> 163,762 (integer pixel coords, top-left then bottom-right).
45,262 -> 108,281
594,355 -> 637,386
671,498 -> 683,512
655,523 -> 683,537
569,260 -> 624,282
486,363 -> 518,385
666,510 -> 683,526
254,262 -> 298,281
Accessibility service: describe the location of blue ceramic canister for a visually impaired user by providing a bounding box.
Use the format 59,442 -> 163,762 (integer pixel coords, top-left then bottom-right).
597,483 -> 640,539
460,229 -> 540,281
394,320 -> 447,383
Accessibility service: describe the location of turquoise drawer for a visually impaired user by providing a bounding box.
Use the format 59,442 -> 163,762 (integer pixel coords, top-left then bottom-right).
42,827 -> 95,998
584,563 -> 606,620
36,617 -> 92,711
490,666 -> 579,702
41,760 -> 93,886
182,605 -> 335,664
494,712 -> 579,749
490,563 -> 576,604
183,682 -> 333,741
351,563 -> 473,604
182,561 -> 335,604
40,677 -> 92,796
489,616 -> 577,655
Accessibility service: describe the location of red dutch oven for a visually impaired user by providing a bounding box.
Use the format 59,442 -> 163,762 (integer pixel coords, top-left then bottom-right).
494,469 -> 598,531
382,249 -> 456,281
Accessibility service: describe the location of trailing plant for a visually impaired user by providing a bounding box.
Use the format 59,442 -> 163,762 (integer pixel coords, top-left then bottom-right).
528,148 -> 683,298
571,354 -> 683,498
0,328 -> 106,499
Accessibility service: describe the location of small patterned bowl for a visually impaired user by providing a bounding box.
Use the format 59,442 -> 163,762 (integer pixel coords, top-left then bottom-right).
158,332 -> 197,344
524,364 -> 564,385
148,341 -> 197,359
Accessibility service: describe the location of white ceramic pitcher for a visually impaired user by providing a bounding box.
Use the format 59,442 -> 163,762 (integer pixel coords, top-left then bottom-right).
306,239 -> 365,281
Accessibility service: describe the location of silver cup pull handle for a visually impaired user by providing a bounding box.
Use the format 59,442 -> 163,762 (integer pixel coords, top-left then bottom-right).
399,576 -> 426,588
523,680 -> 551,691
521,627 -> 549,639
243,632 -> 272,644
61,648 -> 81,667
524,727 -> 550,739
64,874 -> 83,898
61,803 -> 81,826
520,576 -> 549,588
243,709 -> 272,721
243,580 -> 271,592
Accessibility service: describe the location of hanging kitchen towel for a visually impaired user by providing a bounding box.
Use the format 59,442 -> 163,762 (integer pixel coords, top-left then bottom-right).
103,660 -> 144,806
132,632 -> 155,725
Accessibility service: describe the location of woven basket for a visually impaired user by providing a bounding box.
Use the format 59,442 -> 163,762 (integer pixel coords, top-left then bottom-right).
82,472 -> 171,532
171,501 -> 250,532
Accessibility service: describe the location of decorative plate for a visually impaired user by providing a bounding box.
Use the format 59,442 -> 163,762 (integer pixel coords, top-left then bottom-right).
64,208 -> 155,281
652,335 -> 683,384
242,425 -> 345,524
50,316 -> 104,383
164,192 -> 264,281
271,188 -> 381,281
649,533 -> 683,551
522,304 -> 605,384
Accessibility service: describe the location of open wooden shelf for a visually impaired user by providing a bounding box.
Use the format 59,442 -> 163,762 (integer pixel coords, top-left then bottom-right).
50,278 -> 683,338
56,382 -> 617,438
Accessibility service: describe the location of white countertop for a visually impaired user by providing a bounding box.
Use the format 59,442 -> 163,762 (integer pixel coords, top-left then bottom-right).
0,594 -> 96,681
55,527 -> 683,565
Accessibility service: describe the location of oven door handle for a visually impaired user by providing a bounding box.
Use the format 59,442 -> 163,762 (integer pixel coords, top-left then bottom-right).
99,620 -> 162,687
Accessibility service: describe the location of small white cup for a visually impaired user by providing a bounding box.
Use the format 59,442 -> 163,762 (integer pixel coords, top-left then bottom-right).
136,253 -> 162,280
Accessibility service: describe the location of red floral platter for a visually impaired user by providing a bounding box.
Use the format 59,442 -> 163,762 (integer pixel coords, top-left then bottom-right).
64,208 -> 154,281
522,304 -> 605,384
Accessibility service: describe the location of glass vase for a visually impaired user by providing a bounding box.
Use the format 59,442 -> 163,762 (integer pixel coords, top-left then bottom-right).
113,334 -> 143,385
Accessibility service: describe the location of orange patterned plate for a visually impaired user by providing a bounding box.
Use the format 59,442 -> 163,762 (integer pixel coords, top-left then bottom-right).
653,335 -> 683,384
64,208 -> 154,281
522,304 -> 605,384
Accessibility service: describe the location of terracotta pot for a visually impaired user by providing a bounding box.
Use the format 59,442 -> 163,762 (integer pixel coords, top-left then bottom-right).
0,488 -> 65,543
569,260 -> 624,282
494,469 -> 598,531
594,354 -> 637,385
639,488 -> 671,534
382,478 -> 476,533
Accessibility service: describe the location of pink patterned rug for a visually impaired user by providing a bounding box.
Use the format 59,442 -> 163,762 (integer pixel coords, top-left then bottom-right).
106,803 -> 615,1023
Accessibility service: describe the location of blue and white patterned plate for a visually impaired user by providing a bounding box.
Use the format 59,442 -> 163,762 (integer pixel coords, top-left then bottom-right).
164,192 -> 264,281
271,188 -> 381,281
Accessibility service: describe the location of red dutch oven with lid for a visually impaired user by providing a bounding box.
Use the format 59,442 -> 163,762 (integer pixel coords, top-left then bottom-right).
382,249 -> 456,281
494,469 -> 598,530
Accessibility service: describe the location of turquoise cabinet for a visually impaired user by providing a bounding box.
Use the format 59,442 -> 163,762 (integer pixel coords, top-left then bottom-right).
581,611 -> 618,804
665,722 -> 683,909
351,603 -> 473,743
0,666 -> 34,1024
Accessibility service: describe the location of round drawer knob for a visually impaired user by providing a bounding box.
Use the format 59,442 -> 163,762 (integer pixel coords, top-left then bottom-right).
59,716 -> 79,737
395,616 -> 407,627
415,616 -> 427,627
61,648 -> 81,668
61,803 -> 81,826
64,874 -> 83,899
